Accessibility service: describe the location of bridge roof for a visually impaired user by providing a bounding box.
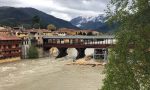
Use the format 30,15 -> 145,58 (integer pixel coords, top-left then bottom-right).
43,35 -> 115,39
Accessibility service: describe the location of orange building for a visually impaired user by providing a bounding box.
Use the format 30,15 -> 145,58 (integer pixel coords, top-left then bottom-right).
0,35 -> 21,63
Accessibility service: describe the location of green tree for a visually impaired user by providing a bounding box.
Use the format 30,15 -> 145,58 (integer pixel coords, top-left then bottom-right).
83,32 -> 87,35
32,15 -> 40,29
78,31 -> 82,35
33,23 -> 40,29
22,24 -> 32,29
47,24 -> 56,31
87,32 -> 93,36
32,15 -> 40,24
27,45 -> 39,59
102,0 -> 150,90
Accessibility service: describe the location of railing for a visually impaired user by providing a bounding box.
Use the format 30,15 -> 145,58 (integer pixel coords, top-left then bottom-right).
43,35 -> 116,48
1,48 -> 21,51
44,38 -> 115,45
1,52 -> 21,57
0,41 -> 21,45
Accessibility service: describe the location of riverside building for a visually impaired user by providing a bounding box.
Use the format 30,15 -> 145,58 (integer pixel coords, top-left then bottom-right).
0,35 -> 21,63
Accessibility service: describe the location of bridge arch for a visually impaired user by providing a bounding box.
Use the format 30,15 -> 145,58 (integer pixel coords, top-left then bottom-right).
67,48 -> 77,59
43,35 -> 115,59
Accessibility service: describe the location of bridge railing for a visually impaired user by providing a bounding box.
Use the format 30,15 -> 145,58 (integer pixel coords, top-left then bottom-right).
43,38 -> 116,45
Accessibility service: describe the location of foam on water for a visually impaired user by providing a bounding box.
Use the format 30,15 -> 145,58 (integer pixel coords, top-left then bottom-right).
21,70 -> 35,75
0,67 -> 17,72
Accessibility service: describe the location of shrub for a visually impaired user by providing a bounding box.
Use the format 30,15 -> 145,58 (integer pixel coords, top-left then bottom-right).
27,45 -> 39,59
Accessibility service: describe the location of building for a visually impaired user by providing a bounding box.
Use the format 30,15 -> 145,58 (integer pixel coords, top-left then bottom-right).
15,31 -> 29,39
93,48 -> 108,61
21,38 -> 31,59
28,29 -> 53,45
42,29 -> 53,36
0,29 -> 11,35
55,28 -> 101,36
55,28 -> 77,36
0,27 -> 5,30
0,35 -> 21,63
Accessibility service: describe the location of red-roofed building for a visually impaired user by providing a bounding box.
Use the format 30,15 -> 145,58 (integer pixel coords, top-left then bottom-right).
0,29 -> 11,35
0,35 -> 21,62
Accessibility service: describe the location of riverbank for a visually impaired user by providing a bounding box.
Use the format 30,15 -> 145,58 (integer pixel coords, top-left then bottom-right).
0,57 -> 105,90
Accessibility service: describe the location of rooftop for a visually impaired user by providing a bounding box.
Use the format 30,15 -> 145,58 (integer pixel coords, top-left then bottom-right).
28,29 -> 51,33
0,27 -> 6,30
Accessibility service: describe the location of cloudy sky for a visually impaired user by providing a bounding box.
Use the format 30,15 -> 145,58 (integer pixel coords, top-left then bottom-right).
0,0 -> 110,21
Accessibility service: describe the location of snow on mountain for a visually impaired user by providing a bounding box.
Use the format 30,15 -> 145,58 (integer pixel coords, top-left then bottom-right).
70,14 -> 106,28
70,14 -> 117,33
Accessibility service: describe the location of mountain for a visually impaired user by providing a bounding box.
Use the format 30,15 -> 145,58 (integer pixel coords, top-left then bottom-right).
0,6 -> 78,29
70,14 -> 116,33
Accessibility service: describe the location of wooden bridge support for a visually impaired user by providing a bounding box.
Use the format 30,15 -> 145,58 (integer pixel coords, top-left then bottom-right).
56,48 -> 68,58
76,48 -> 86,59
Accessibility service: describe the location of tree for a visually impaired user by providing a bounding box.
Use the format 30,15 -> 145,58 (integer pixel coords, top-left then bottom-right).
78,31 -> 82,35
32,15 -> 40,29
102,0 -> 150,90
87,32 -> 93,36
22,24 -> 32,29
33,23 -> 40,29
47,24 -> 56,31
32,15 -> 40,24
83,32 -> 87,35
27,45 -> 39,59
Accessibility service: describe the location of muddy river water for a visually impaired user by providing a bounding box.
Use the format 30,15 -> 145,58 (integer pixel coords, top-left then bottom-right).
0,49 -> 105,90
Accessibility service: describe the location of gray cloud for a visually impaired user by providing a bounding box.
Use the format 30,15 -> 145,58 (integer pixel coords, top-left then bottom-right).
0,0 -> 109,21
0,0 -> 21,6
56,0 -> 108,11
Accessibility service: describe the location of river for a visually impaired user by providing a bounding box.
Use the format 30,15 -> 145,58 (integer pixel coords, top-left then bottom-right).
0,49 -> 105,90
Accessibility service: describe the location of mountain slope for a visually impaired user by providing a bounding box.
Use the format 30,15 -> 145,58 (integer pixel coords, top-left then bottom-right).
70,14 -> 116,33
0,7 -> 78,29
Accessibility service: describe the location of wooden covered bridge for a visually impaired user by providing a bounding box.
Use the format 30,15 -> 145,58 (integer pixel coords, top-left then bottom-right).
43,35 -> 115,59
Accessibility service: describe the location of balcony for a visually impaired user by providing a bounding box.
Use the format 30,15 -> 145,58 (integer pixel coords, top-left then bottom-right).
0,41 -> 21,45
1,47 -> 21,51
1,52 -> 21,57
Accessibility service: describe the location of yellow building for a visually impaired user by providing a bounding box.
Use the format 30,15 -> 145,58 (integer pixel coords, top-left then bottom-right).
42,29 -> 53,36
15,31 -> 29,39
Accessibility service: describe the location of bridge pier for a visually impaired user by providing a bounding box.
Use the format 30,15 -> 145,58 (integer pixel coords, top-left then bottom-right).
76,48 -> 86,59
43,47 -> 51,57
56,48 -> 68,58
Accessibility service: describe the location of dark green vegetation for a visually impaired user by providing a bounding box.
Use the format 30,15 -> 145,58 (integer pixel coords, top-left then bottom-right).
0,7 -> 78,29
32,15 -> 41,29
27,45 -> 39,59
102,0 -> 150,90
